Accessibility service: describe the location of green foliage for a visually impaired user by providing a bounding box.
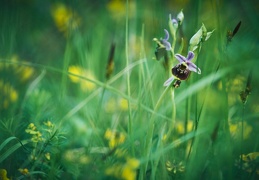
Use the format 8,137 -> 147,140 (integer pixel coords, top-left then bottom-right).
0,0 -> 258,180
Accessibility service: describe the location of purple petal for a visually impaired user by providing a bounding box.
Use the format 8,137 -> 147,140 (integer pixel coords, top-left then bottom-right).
188,62 -> 201,74
164,29 -> 169,41
186,51 -> 195,61
175,54 -> 187,63
161,39 -> 171,51
163,76 -> 175,86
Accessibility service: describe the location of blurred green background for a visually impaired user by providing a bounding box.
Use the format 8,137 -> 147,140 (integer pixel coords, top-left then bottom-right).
0,0 -> 259,179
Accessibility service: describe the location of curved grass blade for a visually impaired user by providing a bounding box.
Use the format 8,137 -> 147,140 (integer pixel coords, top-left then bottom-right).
0,139 -> 30,163
17,171 -> 47,180
0,136 -> 17,151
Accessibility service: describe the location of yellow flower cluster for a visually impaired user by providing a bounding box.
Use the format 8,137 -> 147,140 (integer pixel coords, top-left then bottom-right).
18,168 -> 29,175
43,120 -> 55,134
0,55 -> 35,82
63,148 -> 90,165
25,123 -> 43,143
104,128 -> 126,149
68,66 -> 97,92
229,121 -> 252,140
0,55 -> 34,110
175,121 -> 194,134
239,152 -> 259,175
0,80 -> 18,110
105,158 -> 140,180
105,97 -> 138,113
44,120 -> 54,128
166,160 -> 185,174
106,0 -> 136,21
0,169 -> 9,180
51,3 -> 81,36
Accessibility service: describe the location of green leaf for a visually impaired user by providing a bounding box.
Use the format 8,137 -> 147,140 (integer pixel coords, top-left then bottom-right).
205,30 -> 215,41
0,136 -> 17,151
0,139 -> 30,163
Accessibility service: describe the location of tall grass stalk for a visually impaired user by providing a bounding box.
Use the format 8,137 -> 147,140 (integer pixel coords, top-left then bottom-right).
240,104 -> 245,172
125,0 -> 133,142
140,85 -> 171,180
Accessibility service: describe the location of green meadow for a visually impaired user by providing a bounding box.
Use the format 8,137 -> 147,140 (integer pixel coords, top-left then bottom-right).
0,0 -> 258,179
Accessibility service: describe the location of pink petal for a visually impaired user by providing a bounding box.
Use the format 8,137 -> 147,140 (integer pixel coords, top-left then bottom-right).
175,54 -> 187,63
188,62 -> 201,74
187,51 -> 195,61
163,76 -> 175,86
164,29 -> 170,40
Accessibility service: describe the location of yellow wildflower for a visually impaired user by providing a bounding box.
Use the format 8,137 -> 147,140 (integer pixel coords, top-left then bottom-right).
105,98 -> 117,113
31,131 -> 43,143
105,97 -> 137,113
126,158 -> 140,169
9,88 -> 18,102
107,0 -> 136,20
0,80 -> 18,109
105,165 -> 120,178
227,75 -> 246,105
107,0 -> 125,19
44,120 -> 54,128
51,3 -> 80,35
28,123 -> 36,129
25,123 -> 43,142
18,168 -> 29,175
238,152 -> 259,175
45,152 -> 51,160
105,158 -> 139,180
25,123 -> 37,134
229,121 -> 252,140
166,160 -> 185,174
119,98 -> 129,111
30,154 -> 37,161
19,66 -> 34,82
121,166 -> 136,180
104,128 -> 114,139
63,148 -> 90,165
79,155 -> 90,165
114,148 -> 127,157
68,66 -> 97,92
0,169 -> 9,180
175,121 -> 193,134
241,152 -> 259,162
104,128 -> 126,149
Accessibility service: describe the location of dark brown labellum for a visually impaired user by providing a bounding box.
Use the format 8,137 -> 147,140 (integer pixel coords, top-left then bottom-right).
172,63 -> 190,80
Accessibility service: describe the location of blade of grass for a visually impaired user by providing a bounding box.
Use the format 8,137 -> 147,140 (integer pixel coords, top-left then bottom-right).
139,84 -> 171,179
125,0 -> 133,149
0,139 -> 30,163
0,136 -> 17,151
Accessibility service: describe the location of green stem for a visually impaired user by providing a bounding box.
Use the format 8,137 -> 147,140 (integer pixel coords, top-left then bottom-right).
165,88 -> 176,140
240,104 -> 245,171
140,85 -> 171,180
125,0 -> 132,141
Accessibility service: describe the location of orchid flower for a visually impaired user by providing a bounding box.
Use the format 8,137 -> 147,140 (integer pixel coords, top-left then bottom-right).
160,29 -> 171,51
163,51 -> 201,87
